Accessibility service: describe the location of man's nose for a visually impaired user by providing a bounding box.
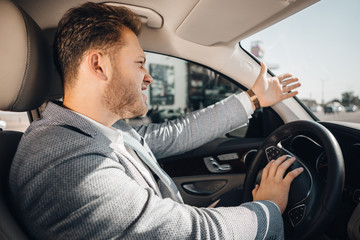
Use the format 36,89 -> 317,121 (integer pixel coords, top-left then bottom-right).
144,71 -> 153,85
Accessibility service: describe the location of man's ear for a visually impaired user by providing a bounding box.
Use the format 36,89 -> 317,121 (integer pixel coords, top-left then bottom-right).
88,51 -> 109,81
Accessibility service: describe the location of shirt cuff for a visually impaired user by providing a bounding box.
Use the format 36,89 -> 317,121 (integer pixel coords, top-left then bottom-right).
235,92 -> 254,118
266,200 -> 282,214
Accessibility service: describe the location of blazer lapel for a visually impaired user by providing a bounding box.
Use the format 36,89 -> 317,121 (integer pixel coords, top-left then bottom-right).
121,128 -> 183,203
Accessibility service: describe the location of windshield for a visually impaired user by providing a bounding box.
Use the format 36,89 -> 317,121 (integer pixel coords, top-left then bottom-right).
241,0 -> 360,124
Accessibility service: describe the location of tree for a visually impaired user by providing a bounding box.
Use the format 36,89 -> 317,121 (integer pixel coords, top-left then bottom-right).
341,91 -> 360,107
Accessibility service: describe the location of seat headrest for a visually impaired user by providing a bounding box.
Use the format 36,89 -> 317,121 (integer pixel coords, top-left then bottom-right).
0,0 -> 53,112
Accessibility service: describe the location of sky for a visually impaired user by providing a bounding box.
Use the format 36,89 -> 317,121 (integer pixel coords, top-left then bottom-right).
241,0 -> 360,104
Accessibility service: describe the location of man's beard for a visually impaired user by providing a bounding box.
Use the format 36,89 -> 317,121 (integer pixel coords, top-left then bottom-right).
102,69 -> 147,120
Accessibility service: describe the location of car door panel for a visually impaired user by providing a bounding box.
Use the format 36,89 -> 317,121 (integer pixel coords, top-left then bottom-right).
159,137 -> 263,207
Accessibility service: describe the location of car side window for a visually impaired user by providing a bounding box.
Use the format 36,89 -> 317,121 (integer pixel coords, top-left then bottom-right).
127,52 -> 248,137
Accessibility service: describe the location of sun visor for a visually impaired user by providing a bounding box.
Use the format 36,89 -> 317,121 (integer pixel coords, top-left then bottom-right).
176,0 -> 319,46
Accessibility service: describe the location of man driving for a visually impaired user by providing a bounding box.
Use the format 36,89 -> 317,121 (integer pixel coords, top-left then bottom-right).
10,2 -> 303,239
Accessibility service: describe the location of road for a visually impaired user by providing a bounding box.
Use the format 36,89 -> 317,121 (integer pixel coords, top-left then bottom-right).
313,111 -> 360,124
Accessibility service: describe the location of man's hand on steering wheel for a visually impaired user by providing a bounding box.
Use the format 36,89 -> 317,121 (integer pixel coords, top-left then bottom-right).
252,155 -> 304,214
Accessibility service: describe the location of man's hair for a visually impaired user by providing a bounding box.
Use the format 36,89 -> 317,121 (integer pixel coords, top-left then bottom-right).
54,2 -> 142,87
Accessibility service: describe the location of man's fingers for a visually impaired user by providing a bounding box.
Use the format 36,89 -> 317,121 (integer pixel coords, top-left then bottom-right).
267,155 -> 304,185
284,167 -> 304,185
281,90 -> 299,100
262,160 -> 273,179
275,156 -> 296,178
281,77 -> 299,87
260,62 -> 268,76
277,73 -> 293,81
268,155 -> 287,177
283,82 -> 301,92
252,184 -> 259,196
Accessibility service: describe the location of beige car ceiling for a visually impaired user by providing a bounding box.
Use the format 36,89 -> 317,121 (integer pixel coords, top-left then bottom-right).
14,0 -> 319,46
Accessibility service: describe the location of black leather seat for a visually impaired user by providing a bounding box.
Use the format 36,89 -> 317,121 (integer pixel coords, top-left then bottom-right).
0,131 -> 25,239
0,0 -> 53,239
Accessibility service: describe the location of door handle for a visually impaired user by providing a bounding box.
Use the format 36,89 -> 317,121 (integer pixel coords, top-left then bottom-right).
182,180 -> 227,196
204,157 -> 231,173
182,183 -> 213,196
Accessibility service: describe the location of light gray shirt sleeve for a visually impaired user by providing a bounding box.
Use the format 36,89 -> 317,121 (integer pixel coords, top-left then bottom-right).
135,94 -> 252,159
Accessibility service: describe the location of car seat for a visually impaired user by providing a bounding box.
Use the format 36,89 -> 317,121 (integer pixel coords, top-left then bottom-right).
0,0 -> 54,239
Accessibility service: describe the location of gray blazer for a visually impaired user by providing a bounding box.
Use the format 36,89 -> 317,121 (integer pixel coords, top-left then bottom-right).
9,95 -> 284,239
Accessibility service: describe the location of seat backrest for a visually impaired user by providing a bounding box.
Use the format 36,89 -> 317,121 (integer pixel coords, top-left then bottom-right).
0,130 -> 27,240
0,0 -> 54,238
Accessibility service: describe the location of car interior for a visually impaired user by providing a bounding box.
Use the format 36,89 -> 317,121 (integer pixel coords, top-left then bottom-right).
1,0 -> 360,239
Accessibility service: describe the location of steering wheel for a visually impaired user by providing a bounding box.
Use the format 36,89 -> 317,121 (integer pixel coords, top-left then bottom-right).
242,120 -> 345,240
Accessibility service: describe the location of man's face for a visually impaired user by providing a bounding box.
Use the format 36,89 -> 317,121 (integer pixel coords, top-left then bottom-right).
102,28 -> 153,119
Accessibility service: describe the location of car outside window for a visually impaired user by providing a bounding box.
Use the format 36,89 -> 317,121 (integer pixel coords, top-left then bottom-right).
241,0 -> 360,124
127,52 -> 248,136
